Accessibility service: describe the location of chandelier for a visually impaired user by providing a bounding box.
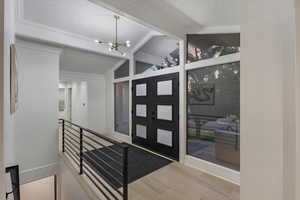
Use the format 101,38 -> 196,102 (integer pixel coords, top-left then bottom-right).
94,15 -> 130,56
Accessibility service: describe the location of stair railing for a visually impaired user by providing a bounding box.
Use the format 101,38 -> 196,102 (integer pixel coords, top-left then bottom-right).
59,119 -> 128,200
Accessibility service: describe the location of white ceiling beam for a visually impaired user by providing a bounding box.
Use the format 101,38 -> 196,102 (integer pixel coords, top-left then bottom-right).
88,0 -> 202,40
15,18 -> 130,59
197,25 -> 241,34
112,59 -> 128,72
130,31 -> 161,54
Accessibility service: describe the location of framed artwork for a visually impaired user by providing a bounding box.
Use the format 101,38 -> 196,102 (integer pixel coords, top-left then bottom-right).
188,83 -> 215,105
10,44 -> 18,114
59,88 -> 66,112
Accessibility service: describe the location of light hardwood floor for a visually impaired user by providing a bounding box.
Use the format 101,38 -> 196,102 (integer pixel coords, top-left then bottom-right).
58,127 -> 240,200
128,162 -> 239,200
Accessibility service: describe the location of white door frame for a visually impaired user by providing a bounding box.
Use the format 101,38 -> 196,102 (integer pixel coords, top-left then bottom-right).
0,0 -> 4,197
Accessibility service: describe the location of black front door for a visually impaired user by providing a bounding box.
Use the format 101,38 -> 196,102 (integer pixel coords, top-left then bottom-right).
132,73 -> 179,160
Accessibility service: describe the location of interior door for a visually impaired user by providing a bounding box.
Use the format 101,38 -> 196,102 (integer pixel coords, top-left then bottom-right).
132,73 -> 179,160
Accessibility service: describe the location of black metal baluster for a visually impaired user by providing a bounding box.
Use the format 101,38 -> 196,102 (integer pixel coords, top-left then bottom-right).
59,119 -> 130,199
62,119 -> 65,153
122,145 -> 129,200
79,128 -> 83,175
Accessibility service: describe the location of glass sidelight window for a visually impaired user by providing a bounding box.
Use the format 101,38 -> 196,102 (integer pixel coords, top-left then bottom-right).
114,81 -> 129,135
187,62 -> 240,171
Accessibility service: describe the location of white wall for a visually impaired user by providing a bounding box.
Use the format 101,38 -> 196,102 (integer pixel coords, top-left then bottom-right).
241,0 -> 298,200
4,0 -> 16,168
295,2 -> 300,200
60,71 -> 107,134
87,79 -> 106,132
2,0 -> 16,198
15,40 -> 61,184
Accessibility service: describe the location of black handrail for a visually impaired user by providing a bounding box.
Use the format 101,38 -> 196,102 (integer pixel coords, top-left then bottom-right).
6,165 -> 20,200
62,119 -> 123,147
59,119 -> 128,200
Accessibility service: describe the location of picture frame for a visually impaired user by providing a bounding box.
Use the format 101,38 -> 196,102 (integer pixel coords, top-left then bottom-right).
188,83 -> 215,105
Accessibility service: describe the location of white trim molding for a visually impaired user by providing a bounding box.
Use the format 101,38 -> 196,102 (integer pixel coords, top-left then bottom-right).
130,31 -> 162,54
197,25 -> 240,34
132,66 -> 181,80
112,132 -> 132,144
185,53 -> 240,71
113,77 -> 130,83
15,39 -> 63,56
112,59 -> 129,72
20,163 -> 58,185
185,155 -> 240,185
60,70 -> 105,82
16,18 -> 130,59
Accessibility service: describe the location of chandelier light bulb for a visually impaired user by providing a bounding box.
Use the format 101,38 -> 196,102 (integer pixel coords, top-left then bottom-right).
94,39 -> 99,43
108,47 -> 112,52
126,40 -> 131,47
108,42 -> 113,46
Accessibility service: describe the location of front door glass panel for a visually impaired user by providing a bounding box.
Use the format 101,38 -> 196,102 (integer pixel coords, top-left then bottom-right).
157,105 -> 173,121
157,129 -> 173,147
132,73 -> 179,160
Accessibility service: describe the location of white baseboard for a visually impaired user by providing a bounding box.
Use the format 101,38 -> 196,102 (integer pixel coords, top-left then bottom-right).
20,163 -> 58,184
112,132 -> 131,144
184,155 -> 240,185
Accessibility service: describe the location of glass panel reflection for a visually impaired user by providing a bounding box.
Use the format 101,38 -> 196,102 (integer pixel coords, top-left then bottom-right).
136,104 -> 147,117
136,83 -> 147,96
157,80 -> 173,96
187,62 -> 240,171
187,34 -> 240,64
157,129 -> 173,147
114,60 -> 129,79
135,35 -> 180,74
136,124 -> 147,139
114,81 -> 129,135
157,105 -> 173,121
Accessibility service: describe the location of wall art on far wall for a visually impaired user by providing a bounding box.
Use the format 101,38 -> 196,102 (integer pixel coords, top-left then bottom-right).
10,44 -> 18,114
188,83 -> 215,105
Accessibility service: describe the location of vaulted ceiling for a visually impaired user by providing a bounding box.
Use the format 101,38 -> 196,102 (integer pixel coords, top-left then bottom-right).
163,0 -> 240,27
22,0 -> 153,51
17,0 -> 240,74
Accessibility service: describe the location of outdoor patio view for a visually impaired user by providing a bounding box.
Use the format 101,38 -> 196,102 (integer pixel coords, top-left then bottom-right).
187,62 -> 240,171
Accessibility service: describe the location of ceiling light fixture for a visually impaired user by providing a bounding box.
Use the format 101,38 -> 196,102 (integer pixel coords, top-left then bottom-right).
94,15 -> 130,56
